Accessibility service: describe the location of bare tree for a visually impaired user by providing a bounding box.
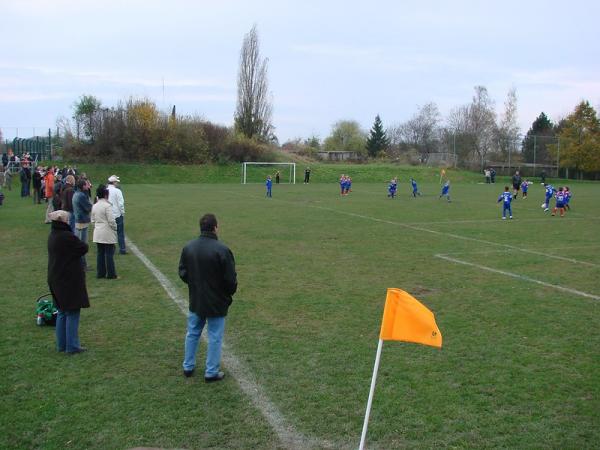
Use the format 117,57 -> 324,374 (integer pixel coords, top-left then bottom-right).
450,86 -> 497,168
388,102 -> 441,158
234,25 -> 273,141
469,86 -> 497,168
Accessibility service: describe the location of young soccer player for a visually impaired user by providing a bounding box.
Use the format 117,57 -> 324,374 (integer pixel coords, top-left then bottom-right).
497,186 -> 513,219
564,186 -> 571,210
265,175 -> 272,198
339,175 -> 346,196
439,180 -> 451,202
521,179 -> 529,199
387,178 -> 397,198
346,177 -> 352,194
410,177 -> 421,197
542,183 -> 555,212
552,187 -> 566,217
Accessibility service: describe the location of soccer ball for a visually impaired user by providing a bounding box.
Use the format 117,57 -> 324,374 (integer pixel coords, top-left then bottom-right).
541,203 -> 547,209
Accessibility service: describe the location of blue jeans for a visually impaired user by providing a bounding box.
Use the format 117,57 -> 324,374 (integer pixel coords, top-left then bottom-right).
75,226 -> 89,268
96,243 -> 116,278
116,215 -> 126,253
183,312 -> 225,377
56,309 -> 81,352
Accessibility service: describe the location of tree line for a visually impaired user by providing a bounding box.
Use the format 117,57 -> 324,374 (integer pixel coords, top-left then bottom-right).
286,89 -> 600,178
60,24 -> 599,179
63,25 -> 276,164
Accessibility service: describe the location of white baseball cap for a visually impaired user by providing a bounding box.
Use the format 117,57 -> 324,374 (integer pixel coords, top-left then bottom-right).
108,175 -> 120,183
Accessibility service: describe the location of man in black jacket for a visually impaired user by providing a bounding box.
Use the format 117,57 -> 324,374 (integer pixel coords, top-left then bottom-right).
179,213 -> 237,382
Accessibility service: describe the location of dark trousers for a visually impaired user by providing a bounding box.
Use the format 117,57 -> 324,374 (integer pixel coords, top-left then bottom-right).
116,215 -> 126,253
33,187 -> 42,203
96,243 -> 116,278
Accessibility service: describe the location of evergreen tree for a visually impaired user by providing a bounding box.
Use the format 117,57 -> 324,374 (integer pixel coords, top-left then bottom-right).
521,112 -> 555,164
366,115 -> 390,157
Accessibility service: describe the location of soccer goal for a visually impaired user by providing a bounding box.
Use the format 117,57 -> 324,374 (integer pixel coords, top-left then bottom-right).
241,162 -> 296,184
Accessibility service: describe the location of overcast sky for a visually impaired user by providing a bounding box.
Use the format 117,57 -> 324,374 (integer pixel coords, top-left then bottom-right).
2,0 -> 599,143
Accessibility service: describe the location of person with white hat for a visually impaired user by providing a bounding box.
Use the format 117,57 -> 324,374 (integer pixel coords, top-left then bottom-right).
107,175 -> 126,254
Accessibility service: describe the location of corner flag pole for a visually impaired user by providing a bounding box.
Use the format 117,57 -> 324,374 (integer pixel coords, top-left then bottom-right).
359,338 -> 384,450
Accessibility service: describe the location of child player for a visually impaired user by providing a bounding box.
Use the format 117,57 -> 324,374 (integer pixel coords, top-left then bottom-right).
521,179 -> 529,199
387,178 -> 397,198
542,183 -> 555,212
410,177 -> 421,197
339,174 -> 346,196
346,176 -> 352,194
439,180 -> 451,202
564,186 -> 572,210
266,175 -> 272,198
552,187 -> 566,217
497,186 -> 513,219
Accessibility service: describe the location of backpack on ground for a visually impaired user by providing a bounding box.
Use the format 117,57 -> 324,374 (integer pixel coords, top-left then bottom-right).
36,294 -> 57,326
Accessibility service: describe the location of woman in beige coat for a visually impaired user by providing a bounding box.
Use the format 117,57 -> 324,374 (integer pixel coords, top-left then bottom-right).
91,184 -> 118,279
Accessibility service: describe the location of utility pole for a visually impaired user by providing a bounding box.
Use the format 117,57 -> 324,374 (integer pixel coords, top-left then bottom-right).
508,136 -> 511,173
453,133 -> 456,168
556,138 -> 560,178
533,134 -> 537,177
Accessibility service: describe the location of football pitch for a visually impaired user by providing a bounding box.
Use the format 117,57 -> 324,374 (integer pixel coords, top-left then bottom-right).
2,179 -> 599,449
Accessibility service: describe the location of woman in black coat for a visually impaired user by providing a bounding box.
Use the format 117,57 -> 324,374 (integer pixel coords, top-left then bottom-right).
47,210 -> 90,353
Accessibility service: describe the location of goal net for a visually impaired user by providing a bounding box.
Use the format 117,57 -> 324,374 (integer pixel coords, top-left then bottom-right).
241,162 -> 296,184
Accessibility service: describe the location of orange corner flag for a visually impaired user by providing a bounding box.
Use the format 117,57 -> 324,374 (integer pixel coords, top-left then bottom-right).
379,288 -> 442,348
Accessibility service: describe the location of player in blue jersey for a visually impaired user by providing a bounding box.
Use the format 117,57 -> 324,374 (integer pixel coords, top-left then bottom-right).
410,177 -> 421,197
552,187 -> 566,217
439,180 -> 451,202
339,175 -> 346,196
564,186 -> 572,210
521,180 -> 529,199
542,183 -> 555,212
346,177 -> 352,194
497,186 -> 513,219
265,175 -> 272,198
387,178 -> 397,198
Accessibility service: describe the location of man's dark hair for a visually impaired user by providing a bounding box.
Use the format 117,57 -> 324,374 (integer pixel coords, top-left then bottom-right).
76,178 -> 86,190
200,214 -> 218,232
96,184 -> 108,199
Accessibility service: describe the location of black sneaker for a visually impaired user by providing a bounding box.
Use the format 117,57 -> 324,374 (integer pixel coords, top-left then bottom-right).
183,369 -> 194,378
66,347 -> 87,355
204,371 -> 225,383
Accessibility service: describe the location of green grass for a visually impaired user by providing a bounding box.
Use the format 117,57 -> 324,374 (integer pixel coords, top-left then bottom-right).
69,162 -> 491,185
1,169 -> 599,449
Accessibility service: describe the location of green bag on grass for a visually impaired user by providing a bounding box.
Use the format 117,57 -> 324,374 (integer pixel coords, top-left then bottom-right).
36,294 -> 57,326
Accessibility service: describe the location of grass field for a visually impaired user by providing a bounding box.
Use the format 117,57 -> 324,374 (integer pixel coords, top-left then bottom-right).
1,167 -> 599,449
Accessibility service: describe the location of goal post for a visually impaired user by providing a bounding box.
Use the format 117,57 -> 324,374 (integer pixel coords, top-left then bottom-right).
242,162 -> 296,184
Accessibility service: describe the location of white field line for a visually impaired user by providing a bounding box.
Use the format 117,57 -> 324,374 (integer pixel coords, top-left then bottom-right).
228,189 -> 600,268
405,217 -> 589,225
309,205 -> 600,268
126,237 -> 330,450
435,254 -> 600,301
428,244 -> 600,257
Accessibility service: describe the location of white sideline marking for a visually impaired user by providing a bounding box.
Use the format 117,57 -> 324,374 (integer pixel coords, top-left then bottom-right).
435,254 -> 600,301
229,189 -> 600,268
309,205 -> 600,268
126,237 -> 329,450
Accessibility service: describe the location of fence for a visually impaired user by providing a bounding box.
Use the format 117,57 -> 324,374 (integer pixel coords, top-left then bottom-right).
1,127 -> 56,162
